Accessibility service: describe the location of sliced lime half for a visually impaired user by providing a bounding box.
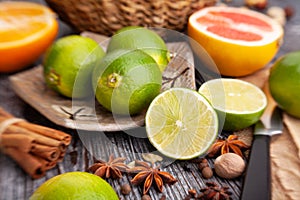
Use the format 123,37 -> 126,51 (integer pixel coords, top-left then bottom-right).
145,88 -> 219,160
199,78 -> 267,131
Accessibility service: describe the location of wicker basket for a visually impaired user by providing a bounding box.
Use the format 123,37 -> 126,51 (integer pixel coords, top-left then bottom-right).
45,0 -> 217,36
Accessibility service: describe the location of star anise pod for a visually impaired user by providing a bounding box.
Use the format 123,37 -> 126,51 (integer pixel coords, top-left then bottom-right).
129,160 -> 177,194
88,154 -> 128,179
207,135 -> 249,157
198,182 -> 232,200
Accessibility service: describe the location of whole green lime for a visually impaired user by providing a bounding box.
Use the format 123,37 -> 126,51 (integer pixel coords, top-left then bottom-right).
43,35 -> 105,98
92,49 -> 162,115
107,26 -> 170,72
269,51 -> 300,118
29,172 -> 118,200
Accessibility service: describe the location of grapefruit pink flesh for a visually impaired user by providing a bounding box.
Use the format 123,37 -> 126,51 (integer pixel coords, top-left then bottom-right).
209,11 -> 272,31
207,26 -> 262,41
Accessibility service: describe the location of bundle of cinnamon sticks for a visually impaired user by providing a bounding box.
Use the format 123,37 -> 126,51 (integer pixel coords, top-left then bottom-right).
0,107 -> 72,179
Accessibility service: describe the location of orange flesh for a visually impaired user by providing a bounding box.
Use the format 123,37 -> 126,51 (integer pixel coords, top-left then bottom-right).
196,11 -> 273,42
0,2 -> 58,72
0,7 -> 49,43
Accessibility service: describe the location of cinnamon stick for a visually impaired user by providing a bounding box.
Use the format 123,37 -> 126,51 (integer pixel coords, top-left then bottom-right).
0,109 -> 71,145
0,107 -> 72,179
0,134 -> 36,152
4,147 -> 45,179
19,123 -> 72,145
30,144 -> 60,161
3,124 -> 66,151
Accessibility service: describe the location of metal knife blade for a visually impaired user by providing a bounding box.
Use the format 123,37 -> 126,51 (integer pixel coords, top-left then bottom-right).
268,107 -> 283,135
241,107 -> 283,200
255,107 -> 283,136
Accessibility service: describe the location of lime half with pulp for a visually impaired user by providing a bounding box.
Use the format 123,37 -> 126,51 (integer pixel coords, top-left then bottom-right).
199,78 -> 267,131
145,88 -> 219,160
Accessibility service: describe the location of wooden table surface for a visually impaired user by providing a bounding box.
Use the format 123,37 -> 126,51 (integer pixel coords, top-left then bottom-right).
0,0 -> 299,199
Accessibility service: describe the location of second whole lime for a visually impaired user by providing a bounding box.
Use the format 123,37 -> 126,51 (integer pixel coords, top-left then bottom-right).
92,49 -> 162,115
269,51 -> 300,118
107,26 -> 170,72
29,172 -> 118,200
43,35 -> 105,98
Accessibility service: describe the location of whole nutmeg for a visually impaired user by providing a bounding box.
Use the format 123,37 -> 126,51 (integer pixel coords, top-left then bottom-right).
214,153 -> 246,179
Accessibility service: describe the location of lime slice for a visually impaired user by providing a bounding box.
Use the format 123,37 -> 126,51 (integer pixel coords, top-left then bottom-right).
199,78 -> 267,131
145,88 -> 219,160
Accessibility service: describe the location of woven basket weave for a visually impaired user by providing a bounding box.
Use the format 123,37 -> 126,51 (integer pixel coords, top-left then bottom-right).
45,0 -> 217,36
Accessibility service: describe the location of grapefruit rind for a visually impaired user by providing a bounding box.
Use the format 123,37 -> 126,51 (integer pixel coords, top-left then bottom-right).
188,6 -> 284,77
189,7 -> 283,46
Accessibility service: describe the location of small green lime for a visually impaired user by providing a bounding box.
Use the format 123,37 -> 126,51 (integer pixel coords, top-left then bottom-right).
43,35 -> 105,98
146,88 -> 219,160
92,49 -> 162,115
269,51 -> 300,118
107,26 -> 170,72
30,172 -> 118,200
199,78 -> 267,131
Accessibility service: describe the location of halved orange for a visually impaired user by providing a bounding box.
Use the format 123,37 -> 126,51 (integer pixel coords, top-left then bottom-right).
0,1 -> 58,73
188,6 -> 284,77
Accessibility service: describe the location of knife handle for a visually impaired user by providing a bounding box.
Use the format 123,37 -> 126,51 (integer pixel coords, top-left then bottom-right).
241,135 -> 271,200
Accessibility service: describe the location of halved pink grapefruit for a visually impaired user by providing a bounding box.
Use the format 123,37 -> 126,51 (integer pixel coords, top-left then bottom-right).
188,6 -> 284,77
